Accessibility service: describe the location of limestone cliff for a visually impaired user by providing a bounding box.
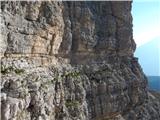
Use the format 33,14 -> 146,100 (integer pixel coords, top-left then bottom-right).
0,1 -> 160,120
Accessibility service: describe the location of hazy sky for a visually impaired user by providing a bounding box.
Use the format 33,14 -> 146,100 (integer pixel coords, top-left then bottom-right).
135,37 -> 160,76
132,0 -> 160,76
132,0 -> 160,47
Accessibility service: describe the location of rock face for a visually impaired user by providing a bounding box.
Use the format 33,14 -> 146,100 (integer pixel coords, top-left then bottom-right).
0,1 -> 160,120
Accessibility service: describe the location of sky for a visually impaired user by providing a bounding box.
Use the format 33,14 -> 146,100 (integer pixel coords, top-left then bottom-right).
132,0 -> 160,47
135,37 -> 160,76
132,0 -> 160,76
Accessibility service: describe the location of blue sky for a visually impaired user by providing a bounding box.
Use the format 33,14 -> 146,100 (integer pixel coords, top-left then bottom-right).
132,0 -> 160,47
132,0 -> 160,76
135,37 -> 160,76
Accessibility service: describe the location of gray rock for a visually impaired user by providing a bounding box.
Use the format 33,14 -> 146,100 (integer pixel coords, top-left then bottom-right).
1,1 -> 160,120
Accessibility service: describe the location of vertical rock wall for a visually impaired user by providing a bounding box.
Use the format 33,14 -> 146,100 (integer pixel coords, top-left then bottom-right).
1,1 -> 160,120
1,1 -> 136,61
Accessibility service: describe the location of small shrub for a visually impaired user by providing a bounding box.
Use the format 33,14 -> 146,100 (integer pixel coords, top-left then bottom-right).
65,71 -> 81,78
1,66 -> 14,74
65,100 -> 80,108
1,68 -> 9,74
15,69 -> 25,74
1,65 -> 25,75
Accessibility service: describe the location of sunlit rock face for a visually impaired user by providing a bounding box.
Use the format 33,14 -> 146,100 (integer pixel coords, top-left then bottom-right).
0,1 -> 64,56
0,1 -> 160,120
0,1 -> 136,60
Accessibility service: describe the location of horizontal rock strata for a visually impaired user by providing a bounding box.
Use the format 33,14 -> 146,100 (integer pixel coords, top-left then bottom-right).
1,1 -> 160,120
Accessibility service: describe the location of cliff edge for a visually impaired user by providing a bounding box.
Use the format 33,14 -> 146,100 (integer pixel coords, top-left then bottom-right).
0,1 -> 160,120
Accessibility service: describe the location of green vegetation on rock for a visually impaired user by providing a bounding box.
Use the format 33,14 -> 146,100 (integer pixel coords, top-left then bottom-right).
65,100 -> 80,108
1,65 -> 25,75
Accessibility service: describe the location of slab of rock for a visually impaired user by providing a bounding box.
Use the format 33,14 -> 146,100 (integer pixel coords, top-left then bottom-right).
1,1 -> 160,120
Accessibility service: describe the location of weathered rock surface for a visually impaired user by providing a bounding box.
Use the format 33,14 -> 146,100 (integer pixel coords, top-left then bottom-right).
0,1 -> 160,120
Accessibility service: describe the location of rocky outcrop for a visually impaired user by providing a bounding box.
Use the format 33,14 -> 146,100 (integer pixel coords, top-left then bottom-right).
0,1 -> 160,120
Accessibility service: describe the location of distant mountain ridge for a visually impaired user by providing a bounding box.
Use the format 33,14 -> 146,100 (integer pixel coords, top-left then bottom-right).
147,76 -> 160,91
135,37 -> 160,76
